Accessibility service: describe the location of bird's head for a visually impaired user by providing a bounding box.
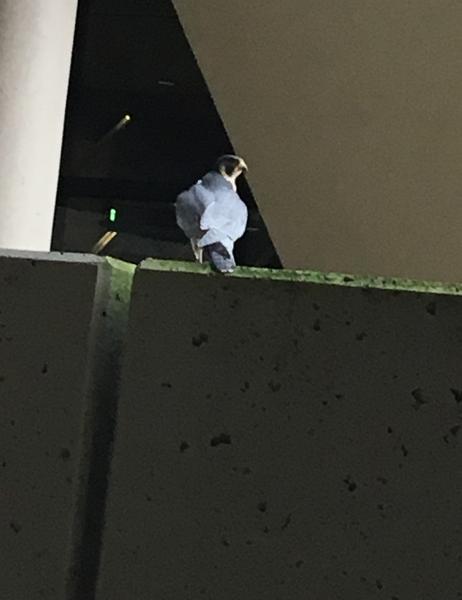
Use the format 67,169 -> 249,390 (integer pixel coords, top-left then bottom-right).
215,154 -> 248,187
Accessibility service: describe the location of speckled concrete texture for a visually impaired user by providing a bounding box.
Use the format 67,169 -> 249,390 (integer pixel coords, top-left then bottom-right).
97,260 -> 462,600
0,251 -> 133,600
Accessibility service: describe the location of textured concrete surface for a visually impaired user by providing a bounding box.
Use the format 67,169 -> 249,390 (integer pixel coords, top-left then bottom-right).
173,1 -> 462,282
0,251 -> 133,600
97,260 -> 462,600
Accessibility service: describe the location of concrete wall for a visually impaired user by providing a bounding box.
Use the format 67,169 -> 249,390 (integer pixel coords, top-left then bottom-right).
96,260 -> 462,600
2,252 -> 462,598
172,1 -> 462,282
0,251 -> 133,600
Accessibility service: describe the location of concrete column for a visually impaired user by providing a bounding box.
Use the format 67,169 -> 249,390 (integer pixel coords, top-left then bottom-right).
96,259 -> 462,599
0,0 -> 78,251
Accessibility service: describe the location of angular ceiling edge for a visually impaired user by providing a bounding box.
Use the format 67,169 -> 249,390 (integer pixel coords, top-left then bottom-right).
172,0 -> 462,282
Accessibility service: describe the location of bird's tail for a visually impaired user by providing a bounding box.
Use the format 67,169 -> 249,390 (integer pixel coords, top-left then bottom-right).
204,243 -> 236,273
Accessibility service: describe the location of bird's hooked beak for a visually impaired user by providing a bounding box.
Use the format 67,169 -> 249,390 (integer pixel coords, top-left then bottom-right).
239,159 -> 248,174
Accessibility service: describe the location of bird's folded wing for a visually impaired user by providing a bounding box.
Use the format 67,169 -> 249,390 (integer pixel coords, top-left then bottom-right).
175,184 -> 215,239
197,199 -> 248,257
193,182 -> 215,210
175,190 -> 200,238
200,191 -> 248,240
200,201 -> 230,231
231,202 -> 249,239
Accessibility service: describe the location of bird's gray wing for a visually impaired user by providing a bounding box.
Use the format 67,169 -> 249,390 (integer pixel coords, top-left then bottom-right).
199,191 -> 248,242
175,183 -> 214,239
228,199 -> 248,240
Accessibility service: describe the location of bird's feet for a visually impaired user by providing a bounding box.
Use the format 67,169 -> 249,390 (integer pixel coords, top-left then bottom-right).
190,239 -> 204,263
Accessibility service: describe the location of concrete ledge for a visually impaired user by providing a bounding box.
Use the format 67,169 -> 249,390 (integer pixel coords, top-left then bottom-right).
142,258 -> 462,295
0,252 -> 133,600
97,260 -> 462,599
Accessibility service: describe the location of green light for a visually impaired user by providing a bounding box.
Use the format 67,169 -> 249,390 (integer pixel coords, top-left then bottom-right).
109,208 -> 117,223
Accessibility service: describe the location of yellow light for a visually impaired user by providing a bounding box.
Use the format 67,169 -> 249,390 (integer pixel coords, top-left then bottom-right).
124,114 -> 131,122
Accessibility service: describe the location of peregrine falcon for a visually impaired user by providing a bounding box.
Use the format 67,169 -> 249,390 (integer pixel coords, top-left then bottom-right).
175,155 -> 249,273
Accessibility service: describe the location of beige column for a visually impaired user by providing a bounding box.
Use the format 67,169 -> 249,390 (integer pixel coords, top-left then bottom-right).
0,0 -> 78,251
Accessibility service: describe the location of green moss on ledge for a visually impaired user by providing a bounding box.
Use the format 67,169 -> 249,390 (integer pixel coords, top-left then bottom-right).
139,258 -> 462,297
106,257 -> 135,307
